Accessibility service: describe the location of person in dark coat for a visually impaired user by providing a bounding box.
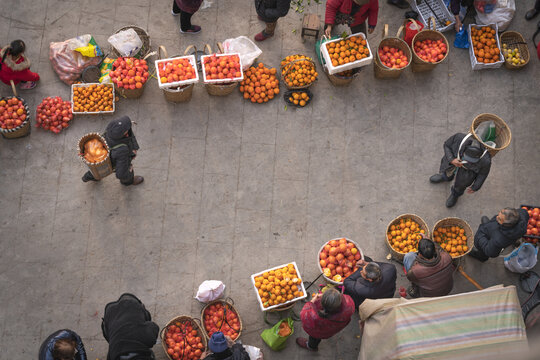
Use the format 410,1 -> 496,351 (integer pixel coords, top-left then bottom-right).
254,0 -> 292,41
343,259 -> 396,309
429,133 -> 491,208
101,293 -> 159,360
201,331 -> 250,360
325,0 -> 379,37
172,0 -> 203,34
39,329 -> 87,360
449,0 -> 474,31
470,208 -> 529,262
404,238 -> 455,298
82,116 -> 144,186
526,0 -> 540,20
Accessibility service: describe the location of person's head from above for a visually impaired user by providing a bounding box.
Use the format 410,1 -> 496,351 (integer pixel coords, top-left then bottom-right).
208,331 -> 228,354
462,140 -> 484,164
52,338 -> 76,360
361,262 -> 381,282
7,39 -> 26,57
108,116 -> 132,140
418,238 -> 436,259
497,208 -> 520,227
319,288 -> 343,316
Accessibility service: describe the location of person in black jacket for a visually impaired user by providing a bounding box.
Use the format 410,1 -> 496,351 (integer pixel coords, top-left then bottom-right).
101,293 -> 159,360
343,259 -> 396,309
254,0 -> 292,41
429,133 -> 491,208
39,329 -> 87,360
82,116 -> 144,186
470,208 -> 529,262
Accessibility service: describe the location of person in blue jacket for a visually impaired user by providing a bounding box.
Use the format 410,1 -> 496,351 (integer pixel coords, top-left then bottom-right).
38,329 -> 87,360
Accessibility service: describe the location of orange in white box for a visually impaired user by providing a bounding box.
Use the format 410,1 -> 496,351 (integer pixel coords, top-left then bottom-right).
201,53 -> 244,84
155,55 -> 199,89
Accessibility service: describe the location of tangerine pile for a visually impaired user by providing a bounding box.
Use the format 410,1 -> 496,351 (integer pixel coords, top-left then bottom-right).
239,63 -> 279,103
319,238 -> 362,283
281,55 -> 317,88
254,263 -> 303,308
287,91 -> 309,107
471,26 -> 501,64
433,225 -> 469,257
72,84 -> 114,113
325,36 -> 370,67
387,218 -> 426,254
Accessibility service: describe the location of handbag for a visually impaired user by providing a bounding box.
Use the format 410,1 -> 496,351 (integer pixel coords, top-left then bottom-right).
403,18 -> 424,46
260,317 -> 294,351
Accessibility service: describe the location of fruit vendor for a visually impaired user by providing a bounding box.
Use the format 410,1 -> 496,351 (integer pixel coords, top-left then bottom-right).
470,208 -> 529,262
254,0 -> 292,41
324,0 -> 379,38
82,116 -> 144,186
0,39 -> 40,90
403,237 -> 454,298
297,288 -> 355,351
201,331 -> 250,360
343,260 -> 397,309
449,0 -> 473,32
172,0 -> 203,34
38,329 -> 87,360
429,133 -> 491,208
101,293 -> 159,360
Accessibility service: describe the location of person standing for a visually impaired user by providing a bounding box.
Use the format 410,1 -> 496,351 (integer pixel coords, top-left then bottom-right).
325,0 -> 379,37
0,40 -> 40,89
429,133 -> 491,208
82,116 -> 144,186
254,0 -> 292,41
172,0 -> 203,34
470,208 -> 529,262
343,260 -> 397,309
525,0 -> 540,20
39,329 -> 87,360
297,288 -> 355,352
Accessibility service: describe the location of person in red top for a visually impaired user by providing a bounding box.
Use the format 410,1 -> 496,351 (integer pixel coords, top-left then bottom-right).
325,0 -> 379,37
297,288 -> 355,352
0,40 -> 40,90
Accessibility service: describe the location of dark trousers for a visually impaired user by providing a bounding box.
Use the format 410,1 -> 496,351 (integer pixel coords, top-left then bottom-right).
308,336 -> 321,350
83,170 -> 134,186
536,0 -> 540,10
472,246 -> 490,261
173,0 -> 194,31
350,22 -> 367,35
451,167 -> 477,197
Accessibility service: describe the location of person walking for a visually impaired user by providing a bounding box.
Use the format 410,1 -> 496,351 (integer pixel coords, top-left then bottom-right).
470,208 -> 529,262
82,116 -> 144,186
343,259 -> 397,309
254,0 -> 292,41
201,332 -> 250,360
101,293 -> 159,360
526,0 -> 540,20
39,329 -> 87,360
325,0 -> 379,37
403,237 -> 455,298
296,288 -> 355,352
0,40 -> 40,89
429,133 -> 491,208
172,0 -> 203,34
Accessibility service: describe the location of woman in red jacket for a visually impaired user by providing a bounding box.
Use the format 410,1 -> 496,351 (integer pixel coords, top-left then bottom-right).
0,40 -> 40,89
325,0 -> 379,37
297,288 -> 355,351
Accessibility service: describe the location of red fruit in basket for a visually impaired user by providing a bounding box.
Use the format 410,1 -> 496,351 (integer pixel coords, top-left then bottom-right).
203,54 -> 241,81
158,57 -> 196,84
532,228 -> 539,236
414,39 -> 447,63
111,57 -> 149,89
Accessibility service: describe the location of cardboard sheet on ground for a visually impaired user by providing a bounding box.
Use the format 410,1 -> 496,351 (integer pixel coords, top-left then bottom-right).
358,285 -> 528,360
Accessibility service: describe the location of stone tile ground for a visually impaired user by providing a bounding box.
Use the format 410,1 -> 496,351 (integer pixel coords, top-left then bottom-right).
1,0 -> 539,359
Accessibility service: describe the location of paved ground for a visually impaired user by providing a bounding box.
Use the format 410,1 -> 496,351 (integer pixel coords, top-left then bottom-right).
1,0 -> 540,359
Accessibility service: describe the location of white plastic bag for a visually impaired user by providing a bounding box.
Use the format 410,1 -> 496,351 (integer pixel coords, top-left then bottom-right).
223,36 -> 262,70
244,345 -> 264,360
475,0 -> 515,32
108,29 -> 142,57
504,243 -> 538,273
195,280 -> 225,303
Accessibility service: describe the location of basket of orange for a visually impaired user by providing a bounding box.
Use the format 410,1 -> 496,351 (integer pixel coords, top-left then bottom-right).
239,63 -> 280,104
280,54 -> 318,89
160,315 -> 207,360
386,214 -> 430,261
468,23 -> 504,70
432,218 -> 473,259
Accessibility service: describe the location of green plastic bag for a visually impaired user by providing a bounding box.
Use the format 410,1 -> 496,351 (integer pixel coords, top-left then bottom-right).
260,317 -> 294,351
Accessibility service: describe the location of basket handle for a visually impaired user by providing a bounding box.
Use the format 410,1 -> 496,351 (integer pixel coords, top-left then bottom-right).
405,18 -> 421,30
429,17 -> 436,31
383,24 -> 388,39
158,45 -> 168,60
10,80 -> 17,97
142,51 -> 155,60
396,25 -> 404,38
184,45 -> 197,55
159,325 -> 167,340
192,317 -> 203,331
204,43 -> 212,55
216,42 -> 224,54
225,296 -> 235,305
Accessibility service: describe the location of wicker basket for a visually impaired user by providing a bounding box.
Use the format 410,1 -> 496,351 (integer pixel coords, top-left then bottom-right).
160,315 -> 208,360
158,45 -> 195,103
374,25 -> 412,79
411,17 -> 449,72
325,67 -> 360,86
0,92 -> 31,139
200,298 -> 243,340
78,133 -> 113,180
385,214 -> 430,261
280,55 -> 317,89
470,113 -> 511,157
204,43 -> 241,96
432,217 -> 473,259
110,25 -> 151,59
317,238 -> 364,285
499,31 -> 530,70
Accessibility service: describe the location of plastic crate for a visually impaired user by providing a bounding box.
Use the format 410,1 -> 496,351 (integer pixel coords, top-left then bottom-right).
155,55 -> 199,89
321,32 -> 373,75
521,205 -> 540,242
71,83 -> 115,115
410,0 -> 454,32
468,23 -> 504,70
201,53 -> 244,84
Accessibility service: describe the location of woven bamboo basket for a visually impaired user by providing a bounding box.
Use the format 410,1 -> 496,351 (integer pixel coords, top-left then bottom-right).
317,238 -> 364,285
385,214 -> 430,261
432,217 -> 473,259
0,89 -> 31,139
200,298 -> 243,341
325,67 -> 360,86
113,52 -> 153,99
78,133 -> 113,180
411,17 -> 449,73
280,55 -> 317,89
374,25 -> 412,79
110,25 -> 151,59
158,45 -> 195,103
204,43 -> 241,96
470,113 -> 511,157
160,315 -> 208,360
499,31 -> 530,70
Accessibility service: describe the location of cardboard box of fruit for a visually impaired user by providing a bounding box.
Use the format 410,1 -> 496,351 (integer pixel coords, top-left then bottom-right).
318,238 -> 364,285
201,53 -> 244,84
251,262 -> 307,311
71,83 -> 115,115
155,55 -> 199,89
468,23 -> 504,70
321,32 -> 373,75
521,205 -> 540,244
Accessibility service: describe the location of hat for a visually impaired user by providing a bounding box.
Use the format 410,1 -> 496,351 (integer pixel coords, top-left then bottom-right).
106,116 -> 132,140
462,142 -> 484,163
208,332 -> 228,353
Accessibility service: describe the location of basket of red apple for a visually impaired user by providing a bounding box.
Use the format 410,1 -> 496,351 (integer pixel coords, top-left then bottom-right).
202,43 -> 243,96
374,24 -> 412,79
160,315 -> 207,360
0,96 -> 31,139
521,205 -> 540,245
110,57 -> 150,99
411,17 -> 449,72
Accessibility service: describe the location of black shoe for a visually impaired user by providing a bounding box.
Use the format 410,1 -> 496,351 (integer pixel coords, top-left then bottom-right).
469,248 -> 488,262
481,216 -> 490,224
132,176 -> 144,185
388,0 -> 410,9
429,174 -> 445,183
525,8 -> 539,21
82,174 -> 98,182
446,193 -> 458,208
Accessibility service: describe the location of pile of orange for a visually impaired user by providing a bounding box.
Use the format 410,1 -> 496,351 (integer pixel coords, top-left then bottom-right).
471,26 -> 501,64
387,218 -> 426,254
287,91 -> 309,107
433,225 -> 469,257
72,84 -> 114,113
239,63 -> 280,104
253,263 -> 303,308
325,36 -> 370,67
280,55 -> 318,88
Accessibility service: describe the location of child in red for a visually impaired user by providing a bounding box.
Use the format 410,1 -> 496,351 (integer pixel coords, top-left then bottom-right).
0,40 -> 40,89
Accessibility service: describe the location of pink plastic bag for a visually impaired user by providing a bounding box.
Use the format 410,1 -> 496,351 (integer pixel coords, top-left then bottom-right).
49,40 -> 101,85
